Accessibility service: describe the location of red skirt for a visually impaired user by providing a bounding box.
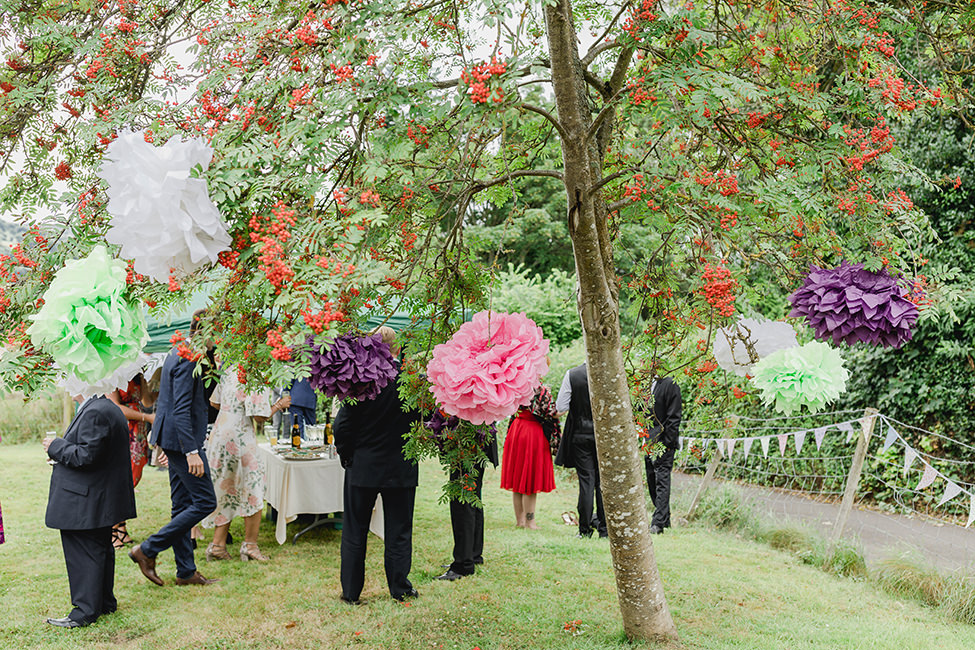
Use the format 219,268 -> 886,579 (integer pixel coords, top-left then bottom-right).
501,411 -> 556,494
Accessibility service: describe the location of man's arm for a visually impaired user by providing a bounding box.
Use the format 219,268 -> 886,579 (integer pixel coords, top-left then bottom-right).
46,410 -> 112,469
332,403 -> 357,468
554,370 -> 573,415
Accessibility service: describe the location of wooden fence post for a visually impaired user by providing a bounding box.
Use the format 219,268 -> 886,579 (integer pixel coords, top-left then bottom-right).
685,415 -> 739,520
830,407 -> 878,550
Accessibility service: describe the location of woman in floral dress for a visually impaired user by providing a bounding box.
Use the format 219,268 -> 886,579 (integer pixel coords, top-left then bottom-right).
202,364 -> 290,562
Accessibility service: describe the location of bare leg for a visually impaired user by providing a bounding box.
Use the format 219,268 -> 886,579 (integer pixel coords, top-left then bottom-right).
211,523 -> 230,547
243,511 -> 262,544
240,512 -> 268,561
512,492 -> 526,527
524,493 -> 538,529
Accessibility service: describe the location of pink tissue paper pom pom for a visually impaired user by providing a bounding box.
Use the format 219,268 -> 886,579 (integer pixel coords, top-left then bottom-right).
427,311 -> 550,425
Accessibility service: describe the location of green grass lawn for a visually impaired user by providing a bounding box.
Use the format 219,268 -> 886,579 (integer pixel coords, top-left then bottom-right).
1,441 -> 973,650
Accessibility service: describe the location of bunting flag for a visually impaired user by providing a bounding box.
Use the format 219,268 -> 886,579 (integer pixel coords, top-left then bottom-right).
814,426 -> 828,450
837,421 -> 854,442
743,437 -> 755,458
795,430 -> 806,455
881,424 -> 899,453
937,480 -> 964,507
778,433 -> 789,456
760,435 -> 771,458
916,463 -> 938,491
859,414 -> 877,441
726,438 -> 737,459
968,494 -> 975,528
903,447 -> 918,475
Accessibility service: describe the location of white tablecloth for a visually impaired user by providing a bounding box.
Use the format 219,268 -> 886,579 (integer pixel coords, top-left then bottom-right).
258,444 -> 383,544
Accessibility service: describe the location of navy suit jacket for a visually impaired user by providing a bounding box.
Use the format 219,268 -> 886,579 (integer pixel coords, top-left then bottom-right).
46,396 -> 136,530
150,347 -> 208,453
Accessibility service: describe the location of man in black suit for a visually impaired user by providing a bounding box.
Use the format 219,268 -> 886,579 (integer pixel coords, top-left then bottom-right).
643,376 -> 682,534
129,310 -> 218,586
435,434 -> 498,581
333,327 -> 421,603
44,394 -> 136,628
554,363 -> 607,538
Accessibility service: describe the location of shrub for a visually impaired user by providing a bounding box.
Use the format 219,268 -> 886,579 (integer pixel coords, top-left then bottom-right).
874,553 -> 946,607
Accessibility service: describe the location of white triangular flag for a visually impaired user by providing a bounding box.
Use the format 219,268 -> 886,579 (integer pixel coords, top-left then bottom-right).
726,438 -> 737,459
860,414 -> 877,441
814,426 -> 828,450
881,425 -> 898,453
795,430 -> 806,455
702,438 -> 712,451
743,437 -> 755,458
837,421 -> 854,442
778,433 -> 788,456
760,436 -> 771,458
678,436 -> 685,452
938,480 -> 964,507
916,463 -> 938,491
967,494 -> 975,528
903,447 -> 918,475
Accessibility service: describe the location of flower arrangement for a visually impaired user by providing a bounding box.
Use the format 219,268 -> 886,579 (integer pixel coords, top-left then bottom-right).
788,261 -> 919,348
426,311 -> 549,424
307,332 -> 398,401
99,130 -> 232,282
27,246 -> 148,383
749,340 -> 849,415
713,318 -> 798,376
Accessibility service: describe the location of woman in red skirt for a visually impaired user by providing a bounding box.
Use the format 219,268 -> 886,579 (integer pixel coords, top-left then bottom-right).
500,384 -> 559,528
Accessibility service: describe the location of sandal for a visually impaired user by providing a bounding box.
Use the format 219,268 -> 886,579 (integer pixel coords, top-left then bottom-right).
240,541 -> 269,562
205,543 -> 232,561
111,523 -> 133,550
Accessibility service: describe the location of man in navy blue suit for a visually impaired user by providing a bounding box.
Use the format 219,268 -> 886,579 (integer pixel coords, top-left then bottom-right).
129,310 -> 219,586
44,394 -> 136,627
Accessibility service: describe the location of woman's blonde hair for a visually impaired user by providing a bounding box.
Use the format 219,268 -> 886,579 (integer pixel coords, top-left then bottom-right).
371,325 -> 399,355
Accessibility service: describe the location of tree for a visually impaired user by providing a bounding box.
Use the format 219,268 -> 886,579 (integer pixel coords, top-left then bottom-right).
1,0 -> 973,643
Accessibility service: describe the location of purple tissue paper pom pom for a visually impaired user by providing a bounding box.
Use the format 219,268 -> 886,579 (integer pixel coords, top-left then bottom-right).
788,261 -> 919,348
307,333 -> 398,401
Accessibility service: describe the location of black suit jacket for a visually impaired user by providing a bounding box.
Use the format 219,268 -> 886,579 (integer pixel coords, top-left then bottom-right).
151,347 -> 208,453
647,377 -> 682,449
46,396 -> 136,530
333,369 -> 421,488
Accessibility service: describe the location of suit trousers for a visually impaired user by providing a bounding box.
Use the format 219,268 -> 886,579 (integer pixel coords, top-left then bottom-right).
644,447 -> 676,529
142,449 -> 217,579
573,435 -> 607,537
60,527 -> 115,624
340,478 -> 416,601
448,462 -> 486,575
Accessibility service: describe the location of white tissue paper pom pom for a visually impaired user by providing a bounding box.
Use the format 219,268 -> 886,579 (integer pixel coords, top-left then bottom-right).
57,353 -> 150,398
99,131 -> 232,283
713,318 -> 798,377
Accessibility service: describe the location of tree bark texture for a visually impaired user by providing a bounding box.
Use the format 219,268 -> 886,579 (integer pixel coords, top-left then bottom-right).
544,0 -> 679,644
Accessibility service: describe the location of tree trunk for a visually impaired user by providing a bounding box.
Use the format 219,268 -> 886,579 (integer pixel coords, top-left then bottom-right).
544,0 -> 679,643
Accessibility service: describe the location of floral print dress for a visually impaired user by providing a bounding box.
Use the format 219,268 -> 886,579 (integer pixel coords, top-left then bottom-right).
201,367 -> 272,528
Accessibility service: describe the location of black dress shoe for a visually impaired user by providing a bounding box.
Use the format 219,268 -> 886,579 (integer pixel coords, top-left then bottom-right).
340,595 -> 361,605
393,587 -> 419,601
46,616 -> 85,628
649,525 -> 664,534
434,569 -> 466,581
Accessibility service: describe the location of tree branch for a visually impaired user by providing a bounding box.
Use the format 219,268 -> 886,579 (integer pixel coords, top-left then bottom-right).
472,168 -> 563,191
521,103 -> 569,140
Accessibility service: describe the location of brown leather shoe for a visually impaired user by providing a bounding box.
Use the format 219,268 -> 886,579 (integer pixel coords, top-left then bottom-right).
128,543 -> 163,586
175,571 -> 220,586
